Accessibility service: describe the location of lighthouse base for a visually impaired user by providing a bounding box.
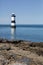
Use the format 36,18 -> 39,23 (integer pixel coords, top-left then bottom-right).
11,26 -> 16,28
11,23 -> 16,28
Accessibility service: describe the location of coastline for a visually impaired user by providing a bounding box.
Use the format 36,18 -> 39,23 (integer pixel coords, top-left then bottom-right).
0,38 -> 43,65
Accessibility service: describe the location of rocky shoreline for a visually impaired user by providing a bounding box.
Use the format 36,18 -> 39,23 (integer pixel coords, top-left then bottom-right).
0,39 -> 43,65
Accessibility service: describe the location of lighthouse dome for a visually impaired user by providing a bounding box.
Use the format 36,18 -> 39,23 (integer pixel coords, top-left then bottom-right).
11,13 -> 16,17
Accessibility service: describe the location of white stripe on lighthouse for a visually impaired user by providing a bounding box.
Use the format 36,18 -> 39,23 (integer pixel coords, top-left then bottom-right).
11,23 -> 15,26
11,17 -> 15,21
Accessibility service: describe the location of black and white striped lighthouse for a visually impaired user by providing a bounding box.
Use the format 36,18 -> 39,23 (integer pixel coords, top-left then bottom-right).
11,13 -> 16,28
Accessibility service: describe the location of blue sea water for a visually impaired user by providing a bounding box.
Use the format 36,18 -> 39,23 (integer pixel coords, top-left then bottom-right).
0,25 -> 43,42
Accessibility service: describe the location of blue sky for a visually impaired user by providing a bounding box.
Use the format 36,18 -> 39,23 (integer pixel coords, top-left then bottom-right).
0,0 -> 43,24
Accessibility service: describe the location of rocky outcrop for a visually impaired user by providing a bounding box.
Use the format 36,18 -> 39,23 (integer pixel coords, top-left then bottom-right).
0,39 -> 43,65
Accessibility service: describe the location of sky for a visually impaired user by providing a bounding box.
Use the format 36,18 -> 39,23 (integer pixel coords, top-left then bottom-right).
0,0 -> 43,24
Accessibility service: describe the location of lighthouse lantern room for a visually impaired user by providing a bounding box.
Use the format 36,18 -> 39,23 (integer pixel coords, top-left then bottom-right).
11,13 -> 16,28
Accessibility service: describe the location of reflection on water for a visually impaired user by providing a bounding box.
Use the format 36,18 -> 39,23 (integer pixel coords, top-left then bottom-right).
11,27 -> 16,40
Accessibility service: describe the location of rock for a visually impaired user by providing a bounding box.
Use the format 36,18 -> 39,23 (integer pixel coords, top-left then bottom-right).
0,44 -> 11,50
8,62 -> 27,65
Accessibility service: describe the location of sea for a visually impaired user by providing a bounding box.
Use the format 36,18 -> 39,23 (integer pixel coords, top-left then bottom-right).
0,25 -> 43,42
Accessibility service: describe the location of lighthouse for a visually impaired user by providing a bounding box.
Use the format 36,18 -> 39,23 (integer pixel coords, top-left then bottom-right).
11,13 -> 16,28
